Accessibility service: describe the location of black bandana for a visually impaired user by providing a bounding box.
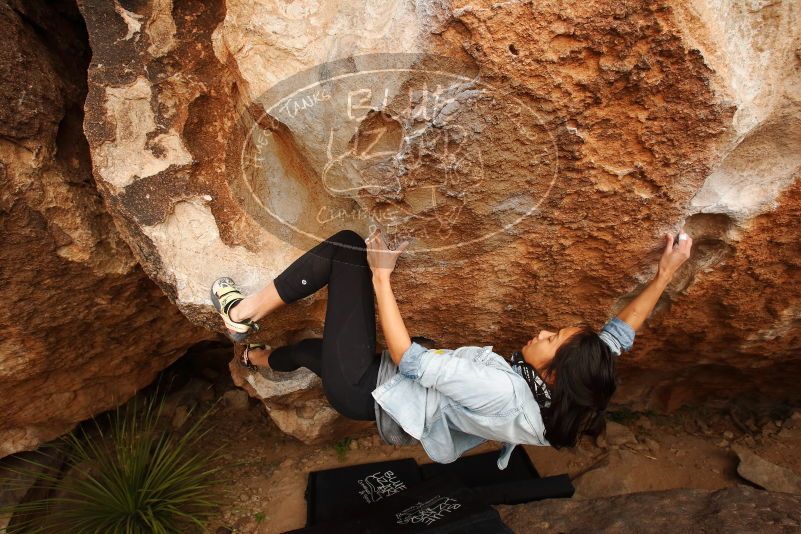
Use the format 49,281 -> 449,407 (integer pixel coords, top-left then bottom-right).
510,351 -> 552,409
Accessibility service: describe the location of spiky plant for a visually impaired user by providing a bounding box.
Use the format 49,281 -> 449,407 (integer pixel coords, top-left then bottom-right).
1,392 -> 225,533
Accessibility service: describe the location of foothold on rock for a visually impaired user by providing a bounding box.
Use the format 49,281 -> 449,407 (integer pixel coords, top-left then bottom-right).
733,445 -> 801,494
229,359 -> 373,444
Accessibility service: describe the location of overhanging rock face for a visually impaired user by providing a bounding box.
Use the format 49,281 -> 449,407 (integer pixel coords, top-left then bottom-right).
0,0 -> 212,458
78,0 -> 801,439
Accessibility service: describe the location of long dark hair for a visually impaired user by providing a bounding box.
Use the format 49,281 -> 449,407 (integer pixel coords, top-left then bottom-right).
532,325 -> 617,448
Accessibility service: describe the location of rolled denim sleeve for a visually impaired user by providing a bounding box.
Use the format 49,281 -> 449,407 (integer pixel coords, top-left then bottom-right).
598,317 -> 636,356
398,341 -> 428,379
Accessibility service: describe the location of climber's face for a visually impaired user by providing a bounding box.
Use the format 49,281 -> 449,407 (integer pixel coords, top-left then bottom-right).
520,326 -> 582,384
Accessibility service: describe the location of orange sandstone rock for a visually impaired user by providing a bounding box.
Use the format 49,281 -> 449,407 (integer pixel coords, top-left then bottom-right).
69,0 -> 801,442
0,0 -> 211,457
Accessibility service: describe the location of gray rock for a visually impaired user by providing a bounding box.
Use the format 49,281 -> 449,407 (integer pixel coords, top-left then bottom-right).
498,486 -> 801,533
733,445 -> 801,494
162,378 -> 215,418
229,360 -> 373,444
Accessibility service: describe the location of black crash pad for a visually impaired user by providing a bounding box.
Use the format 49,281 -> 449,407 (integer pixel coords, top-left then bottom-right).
302,448 -> 574,530
293,475 -> 513,533
419,446 -> 539,489
471,474 -> 575,505
419,446 -> 575,505
304,458 -> 421,526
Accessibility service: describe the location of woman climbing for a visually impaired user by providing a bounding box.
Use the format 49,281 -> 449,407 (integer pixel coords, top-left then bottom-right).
210,228 -> 692,468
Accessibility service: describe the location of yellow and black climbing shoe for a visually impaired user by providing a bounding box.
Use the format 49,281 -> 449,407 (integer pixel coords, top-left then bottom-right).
210,277 -> 260,343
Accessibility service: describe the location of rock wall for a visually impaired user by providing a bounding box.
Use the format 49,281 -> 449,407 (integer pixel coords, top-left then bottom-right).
72,0 -> 801,437
0,0 -> 211,457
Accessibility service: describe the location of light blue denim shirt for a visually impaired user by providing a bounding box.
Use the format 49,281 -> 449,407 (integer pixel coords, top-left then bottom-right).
371,317 -> 635,469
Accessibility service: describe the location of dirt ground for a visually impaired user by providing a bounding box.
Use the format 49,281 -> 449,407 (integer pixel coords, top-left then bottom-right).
163,345 -> 801,534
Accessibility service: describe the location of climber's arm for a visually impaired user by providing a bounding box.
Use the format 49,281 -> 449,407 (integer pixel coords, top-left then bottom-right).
366,229 -> 412,365
373,276 -> 412,365
616,230 -> 693,332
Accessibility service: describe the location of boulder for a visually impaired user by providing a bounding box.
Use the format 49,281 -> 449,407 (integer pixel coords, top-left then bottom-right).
733,445 -> 801,494
70,0 -> 801,440
229,357 -> 372,444
497,485 -> 801,533
0,0 -> 212,457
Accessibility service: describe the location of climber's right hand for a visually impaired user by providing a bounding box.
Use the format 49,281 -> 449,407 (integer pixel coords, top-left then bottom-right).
366,228 -> 409,282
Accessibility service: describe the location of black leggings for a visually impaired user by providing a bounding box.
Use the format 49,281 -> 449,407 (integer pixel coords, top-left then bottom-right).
269,230 -> 380,421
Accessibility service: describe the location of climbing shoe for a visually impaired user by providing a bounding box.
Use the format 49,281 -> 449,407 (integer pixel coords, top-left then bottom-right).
210,277 -> 260,343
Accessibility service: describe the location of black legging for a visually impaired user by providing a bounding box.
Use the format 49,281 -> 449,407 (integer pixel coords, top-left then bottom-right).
268,230 -> 379,421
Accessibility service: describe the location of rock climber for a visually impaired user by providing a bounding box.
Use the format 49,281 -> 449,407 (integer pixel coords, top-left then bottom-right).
210,228 -> 692,467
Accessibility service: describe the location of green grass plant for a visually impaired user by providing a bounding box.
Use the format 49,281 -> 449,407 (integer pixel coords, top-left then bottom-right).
1,392 -> 224,533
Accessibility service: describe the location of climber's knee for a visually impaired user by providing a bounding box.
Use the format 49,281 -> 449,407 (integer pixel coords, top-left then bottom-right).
327,229 -> 365,248
325,229 -> 367,265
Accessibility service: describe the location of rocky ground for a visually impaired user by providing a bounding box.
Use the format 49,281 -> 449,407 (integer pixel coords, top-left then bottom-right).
3,341 -> 799,533
152,342 -> 801,533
